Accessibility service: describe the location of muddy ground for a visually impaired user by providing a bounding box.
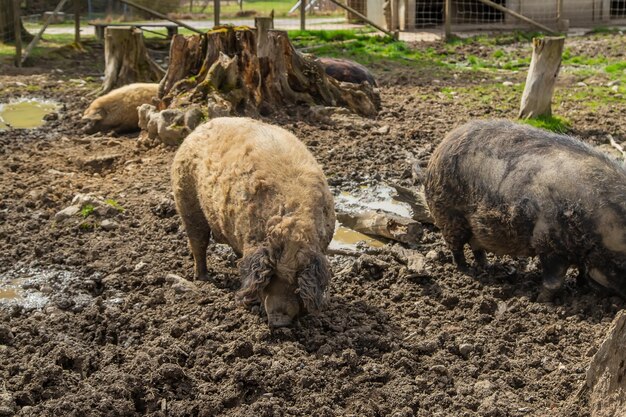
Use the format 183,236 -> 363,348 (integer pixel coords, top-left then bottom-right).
1,32 -> 626,417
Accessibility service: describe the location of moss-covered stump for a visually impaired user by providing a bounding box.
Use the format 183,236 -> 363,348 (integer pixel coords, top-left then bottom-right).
139,26 -> 380,145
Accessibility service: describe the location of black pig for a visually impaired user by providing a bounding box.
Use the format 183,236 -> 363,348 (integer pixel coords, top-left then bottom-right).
424,119 -> 626,300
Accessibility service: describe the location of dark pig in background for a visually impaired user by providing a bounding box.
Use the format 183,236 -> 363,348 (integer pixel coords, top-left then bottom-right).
317,57 -> 377,87
424,119 -> 626,300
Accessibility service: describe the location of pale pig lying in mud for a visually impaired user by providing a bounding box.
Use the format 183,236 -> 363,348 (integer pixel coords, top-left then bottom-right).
424,119 -> 626,300
171,117 -> 336,327
82,83 -> 159,134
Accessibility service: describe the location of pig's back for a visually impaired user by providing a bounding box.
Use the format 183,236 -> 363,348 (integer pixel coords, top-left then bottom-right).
426,119 -> 626,256
179,117 -> 333,252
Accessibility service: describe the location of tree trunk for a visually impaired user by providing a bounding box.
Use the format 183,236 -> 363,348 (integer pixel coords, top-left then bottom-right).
389,183 -> 434,224
100,26 -> 165,95
519,36 -> 565,119
0,0 -> 33,43
585,310 -> 626,417
140,26 -> 380,145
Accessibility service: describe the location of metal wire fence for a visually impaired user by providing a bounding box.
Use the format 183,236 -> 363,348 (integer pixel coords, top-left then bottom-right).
411,0 -> 626,31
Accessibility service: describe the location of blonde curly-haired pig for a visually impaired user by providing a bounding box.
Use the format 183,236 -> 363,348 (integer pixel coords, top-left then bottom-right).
171,117 -> 336,327
82,83 -> 158,133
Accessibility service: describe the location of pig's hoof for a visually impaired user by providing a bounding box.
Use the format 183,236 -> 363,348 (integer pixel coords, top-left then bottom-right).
195,273 -> 210,282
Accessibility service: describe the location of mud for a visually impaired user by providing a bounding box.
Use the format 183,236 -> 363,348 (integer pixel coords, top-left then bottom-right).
1,34 -> 625,417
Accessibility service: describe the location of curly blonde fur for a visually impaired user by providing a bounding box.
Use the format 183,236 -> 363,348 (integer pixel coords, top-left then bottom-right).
171,117 -> 336,326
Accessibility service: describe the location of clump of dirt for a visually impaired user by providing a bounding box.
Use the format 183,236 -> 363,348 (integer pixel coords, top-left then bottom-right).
1,32 -> 625,417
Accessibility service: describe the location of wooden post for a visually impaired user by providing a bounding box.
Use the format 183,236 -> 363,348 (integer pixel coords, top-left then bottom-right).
13,0 -> 22,67
556,0 -> 568,32
390,0 -> 399,31
255,16 -> 274,57
74,0 -> 80,44
444,0 -> 451,41
99,27 -> 165,95
519,37 -> 565,119
214,0 -> 220,26
300,0 -> 306,31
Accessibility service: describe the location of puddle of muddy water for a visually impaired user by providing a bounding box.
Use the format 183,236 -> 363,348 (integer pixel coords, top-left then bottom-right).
0,267 -> 78,310
0,98 -> 59,130
334,184 -> 412,218
330,224 -> 385,250
330,184 -> 412,250
0,280 -> 23,300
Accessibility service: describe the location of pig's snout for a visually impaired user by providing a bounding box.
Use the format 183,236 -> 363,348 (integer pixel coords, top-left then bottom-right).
82,117 -> 101,134
263,281 -> 301,327
267,312 -> 295,328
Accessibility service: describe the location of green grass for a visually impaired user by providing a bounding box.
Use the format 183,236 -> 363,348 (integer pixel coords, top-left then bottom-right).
105,199 -> 125,212
605,62 -> 626,74
80,204 -> 95,218
520,115 -> 572,133
0,33 -> 94,63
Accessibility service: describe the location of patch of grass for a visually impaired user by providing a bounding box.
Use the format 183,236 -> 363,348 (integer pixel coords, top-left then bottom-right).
591,26 -> 623,34
105,199 -> 125,212
80,204 -> 95,218
520,115 -> 571,133
605,62 -> 626,74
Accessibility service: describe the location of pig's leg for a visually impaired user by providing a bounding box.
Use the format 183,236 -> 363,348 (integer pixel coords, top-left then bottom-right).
537,253 -> 568,302
441,217 -> 472,272
472,249 -> 489,269
175,191 -> 211,281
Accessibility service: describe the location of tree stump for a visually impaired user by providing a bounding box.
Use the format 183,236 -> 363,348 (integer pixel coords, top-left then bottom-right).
100,26 -> 165,95
586,310 -> 626,417
519,37 -> 565,119
139,26 -> 380,145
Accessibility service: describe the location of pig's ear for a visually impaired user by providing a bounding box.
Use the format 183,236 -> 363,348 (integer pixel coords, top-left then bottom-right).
82,108 -> 105,121
237,245 -> 274,305
298,252 -> 331,314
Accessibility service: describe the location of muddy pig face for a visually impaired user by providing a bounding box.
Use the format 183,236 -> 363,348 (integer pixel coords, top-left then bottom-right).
82,108 -> 106,134
238,246 -> 331,327
261,277 -> 302,327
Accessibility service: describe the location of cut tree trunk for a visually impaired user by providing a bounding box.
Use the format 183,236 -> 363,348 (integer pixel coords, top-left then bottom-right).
139,26 -> 380,145
585,310 -> 626,417
337,211 -> 422,243
100,26 -> 165,95
389,183 -> 434,224
254,16 -> 274,57
0,0 -> 33,43
519,36 -> 565,119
